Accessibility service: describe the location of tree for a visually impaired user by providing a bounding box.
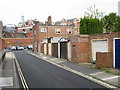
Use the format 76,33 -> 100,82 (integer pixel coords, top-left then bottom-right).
85,5 -> 104,19
80,17 -> 103,34
102,13 -> 120,33
80,5 -> 104,34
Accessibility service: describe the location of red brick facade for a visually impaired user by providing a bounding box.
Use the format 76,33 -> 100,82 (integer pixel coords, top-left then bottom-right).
67,32 -> 120,66
33,25 -> 77,52
0,39 -> 2,50
67,35 -> 91,63
3,38 -> 32,48
90,32 -> 120,68
96,52 -> 113,68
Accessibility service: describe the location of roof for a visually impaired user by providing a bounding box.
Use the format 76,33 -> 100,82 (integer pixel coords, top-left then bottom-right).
54,21 -> 61,25
67,19 -> 74,23
38,24 -> 74,27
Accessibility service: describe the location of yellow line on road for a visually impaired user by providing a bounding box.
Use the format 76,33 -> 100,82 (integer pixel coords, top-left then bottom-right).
13,53 -> 29,90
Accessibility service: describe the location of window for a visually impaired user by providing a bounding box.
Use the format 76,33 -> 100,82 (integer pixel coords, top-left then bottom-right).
74,27 -> 77,31
41,28 -> 47,32
67,28 -> 72,34
55,28 -> 61,34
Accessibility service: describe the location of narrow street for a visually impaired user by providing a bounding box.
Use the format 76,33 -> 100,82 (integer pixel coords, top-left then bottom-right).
14,51 -> 108,88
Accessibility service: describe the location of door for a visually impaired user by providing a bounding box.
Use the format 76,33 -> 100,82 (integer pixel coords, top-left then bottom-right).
60,42 -> 67,59
114,38 -> 120,69
52,43 -> 58,58
72,45 -> 76,61
92,40 -> 108,61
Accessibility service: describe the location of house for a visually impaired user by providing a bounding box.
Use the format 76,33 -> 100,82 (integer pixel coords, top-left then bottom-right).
33,25 -> 76,53
33,16 -> 79,53
54,18 -> 80,35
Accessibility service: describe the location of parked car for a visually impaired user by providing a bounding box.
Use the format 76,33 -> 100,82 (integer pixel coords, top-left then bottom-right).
16,46 -> 20,50
27,45 -> 33,50
11,46 -> 16,51
19,46 -> 24,50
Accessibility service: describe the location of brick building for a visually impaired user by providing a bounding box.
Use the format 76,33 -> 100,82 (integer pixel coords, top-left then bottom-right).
33,16 -> 80,52
33,24 -> 76,52
54,18 -> 80,35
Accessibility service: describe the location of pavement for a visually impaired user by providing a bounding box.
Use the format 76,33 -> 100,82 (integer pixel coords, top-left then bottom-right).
28,51 -> 120,89
0,50 -> 119,89
0,51 -> 19,89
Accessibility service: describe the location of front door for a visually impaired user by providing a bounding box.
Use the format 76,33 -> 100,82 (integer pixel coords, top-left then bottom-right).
114,38 -> 120,69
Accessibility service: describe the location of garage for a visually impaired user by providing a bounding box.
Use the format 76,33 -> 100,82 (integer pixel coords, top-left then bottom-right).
113,38 -> 120,69
52,43 -> 58,58
60,42 -> 67,59
92,39 -> 108,61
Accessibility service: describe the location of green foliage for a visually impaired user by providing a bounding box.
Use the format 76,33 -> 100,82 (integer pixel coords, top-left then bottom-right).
80,17 -> 103,34
104,70 -> 112,74
102,13 -> 120,33
80,5 -> 104,34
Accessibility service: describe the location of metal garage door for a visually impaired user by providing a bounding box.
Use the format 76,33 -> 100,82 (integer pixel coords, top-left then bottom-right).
60,42 -> 67,59
92,40 -> 108,61
114,38 -> 120,69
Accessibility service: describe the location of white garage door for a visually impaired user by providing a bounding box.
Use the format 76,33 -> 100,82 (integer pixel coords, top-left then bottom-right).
92,40 -> 108,61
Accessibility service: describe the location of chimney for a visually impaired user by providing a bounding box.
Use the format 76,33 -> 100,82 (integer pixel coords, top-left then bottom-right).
47,16 -> 52,25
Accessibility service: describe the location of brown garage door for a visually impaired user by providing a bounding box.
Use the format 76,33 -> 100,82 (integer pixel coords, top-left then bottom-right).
52,43 -> 58,58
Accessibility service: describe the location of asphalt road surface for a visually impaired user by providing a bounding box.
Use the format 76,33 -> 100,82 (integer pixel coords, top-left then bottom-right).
14,51 -> 109,89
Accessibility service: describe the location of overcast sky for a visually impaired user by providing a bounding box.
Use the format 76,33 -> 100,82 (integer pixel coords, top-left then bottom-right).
0,0 -> 119,25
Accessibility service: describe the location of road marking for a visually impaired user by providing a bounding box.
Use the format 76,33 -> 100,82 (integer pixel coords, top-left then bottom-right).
28,52 -> 117,89
13,53 -> 29,90
0,77 -> 13,87
102,76 -> 120,81
90,72 -> 104,76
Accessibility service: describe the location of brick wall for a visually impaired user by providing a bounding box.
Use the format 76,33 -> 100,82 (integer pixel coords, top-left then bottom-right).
33,25 -> 76,52
67,35 -> 91,63
90,32 -> 120,54
0,39 -> 2,50
3,38 -> 32,48
38,26 -> 75,42
96,52 -> 113,68
90,32 -> 120,67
